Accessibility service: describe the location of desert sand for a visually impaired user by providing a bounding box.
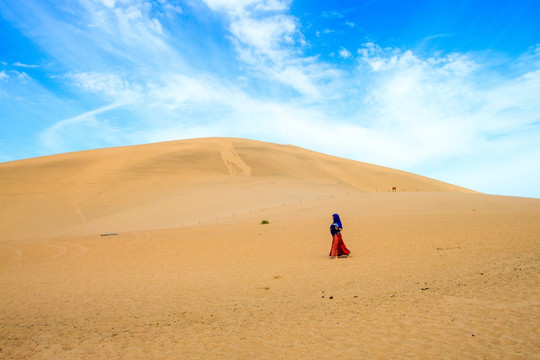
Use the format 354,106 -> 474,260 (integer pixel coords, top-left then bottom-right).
1,138 -> 539,359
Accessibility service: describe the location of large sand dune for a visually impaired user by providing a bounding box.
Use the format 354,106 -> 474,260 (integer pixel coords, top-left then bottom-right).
0,137 -> 474,240
0,138 -> 538,359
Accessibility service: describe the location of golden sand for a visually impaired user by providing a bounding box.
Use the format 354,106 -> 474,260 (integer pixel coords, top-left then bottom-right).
1,138 -> 538,359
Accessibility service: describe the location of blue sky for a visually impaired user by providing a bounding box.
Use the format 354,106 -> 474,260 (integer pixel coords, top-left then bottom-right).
1,0 -> 539,198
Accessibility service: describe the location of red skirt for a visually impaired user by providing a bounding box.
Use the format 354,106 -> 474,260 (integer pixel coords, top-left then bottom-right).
329,233 -> 350,257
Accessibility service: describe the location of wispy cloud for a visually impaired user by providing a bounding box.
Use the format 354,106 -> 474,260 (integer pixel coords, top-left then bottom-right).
342,43 -> 540,194
0,69 -> 31,82
67,71 -> 141,101
13,62 -> 39,68
202,0 -> 339,99
39,101 -> 129,154
423,33 -> 453,42
321,10 -> 345,19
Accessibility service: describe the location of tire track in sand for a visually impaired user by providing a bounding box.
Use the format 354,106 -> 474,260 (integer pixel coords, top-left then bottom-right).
8,241 -> 89,262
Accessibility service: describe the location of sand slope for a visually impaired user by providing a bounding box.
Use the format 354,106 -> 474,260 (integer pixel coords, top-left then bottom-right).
0,137 -> 474,240
1,138 -> 538,359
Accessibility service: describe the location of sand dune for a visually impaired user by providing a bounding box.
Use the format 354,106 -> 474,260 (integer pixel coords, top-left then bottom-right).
0,138 -> 539,359
0,137 -> 474,240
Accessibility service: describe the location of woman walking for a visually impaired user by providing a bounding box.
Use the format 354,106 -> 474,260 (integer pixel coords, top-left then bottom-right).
329,213 -> 350,258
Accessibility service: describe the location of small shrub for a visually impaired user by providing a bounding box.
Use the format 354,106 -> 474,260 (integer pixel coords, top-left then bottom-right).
261,220 -> 269,224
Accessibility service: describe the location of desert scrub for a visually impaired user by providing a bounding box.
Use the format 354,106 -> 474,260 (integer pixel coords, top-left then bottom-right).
261,220 -> 269,224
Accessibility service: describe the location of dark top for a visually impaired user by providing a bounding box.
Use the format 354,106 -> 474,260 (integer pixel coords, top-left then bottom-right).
330,223 -> 341,236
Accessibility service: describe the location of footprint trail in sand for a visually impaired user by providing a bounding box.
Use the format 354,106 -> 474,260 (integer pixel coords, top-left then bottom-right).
219,141 -> 251,177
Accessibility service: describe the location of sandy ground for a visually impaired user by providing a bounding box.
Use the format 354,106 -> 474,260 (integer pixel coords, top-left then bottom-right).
1,139 -> 538,359
1,192 -> 539,359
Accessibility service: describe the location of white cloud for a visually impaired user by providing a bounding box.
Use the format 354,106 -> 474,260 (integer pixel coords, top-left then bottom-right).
146,73 -> 241,110
13,62 -> 39,68
99,0 -> 116,8
230,15 -> 296,56
163,3 -> 183,16
339,47 -> 352,59
321,10 -> 344,19
10,70 -> 31,81
341,43 -> 540,186
67,71 -> 141,101
74,0 -> 174,68
39,102 -> 127,154
0,71 -> 8,80
203,0 -> 333,99
423,33 -> 453,42
203,0 -> 289,13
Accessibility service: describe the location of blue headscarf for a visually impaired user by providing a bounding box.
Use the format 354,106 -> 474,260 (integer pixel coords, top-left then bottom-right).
332,213 -> 342,229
